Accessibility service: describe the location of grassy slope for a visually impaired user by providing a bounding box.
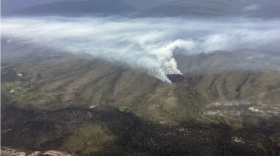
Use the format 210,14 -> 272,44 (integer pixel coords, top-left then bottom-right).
2,42 -> 280,155
2,44 -> 280,124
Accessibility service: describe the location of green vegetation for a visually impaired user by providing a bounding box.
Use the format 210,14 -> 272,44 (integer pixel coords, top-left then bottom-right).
1,81 -> 33,107
118,106 -> 128,112
2,50 -> 280,155
2,106 -> 280,156
87,141 -> 93,146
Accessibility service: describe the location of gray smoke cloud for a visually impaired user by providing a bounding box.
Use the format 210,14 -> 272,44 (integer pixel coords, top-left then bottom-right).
2,17 -> 280,82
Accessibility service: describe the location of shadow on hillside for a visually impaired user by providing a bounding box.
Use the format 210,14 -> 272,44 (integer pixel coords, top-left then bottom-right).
2,105 -> 280,156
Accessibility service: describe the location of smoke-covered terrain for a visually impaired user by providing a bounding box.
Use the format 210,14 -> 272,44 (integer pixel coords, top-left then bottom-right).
1,0 -> 280,155
2,17 -> 280,82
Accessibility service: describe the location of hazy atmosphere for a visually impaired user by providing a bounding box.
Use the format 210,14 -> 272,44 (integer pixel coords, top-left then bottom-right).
1,0 -> 280,156
2,17 -> 280,82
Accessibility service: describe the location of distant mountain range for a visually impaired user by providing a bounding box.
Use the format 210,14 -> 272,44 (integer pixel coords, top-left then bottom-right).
9,0 -> 137,16
1,0 -> 172,16
129,0 -> 280,18
1,0 -> 67,15
2,0 -> 280,18
2,1 -> 280,153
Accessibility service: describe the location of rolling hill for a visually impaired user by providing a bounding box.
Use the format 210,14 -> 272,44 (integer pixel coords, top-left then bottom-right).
1,0 -> 280,154
2,39 -> 280,155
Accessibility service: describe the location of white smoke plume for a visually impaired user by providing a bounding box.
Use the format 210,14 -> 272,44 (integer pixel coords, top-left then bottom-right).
2,17 -> 280,82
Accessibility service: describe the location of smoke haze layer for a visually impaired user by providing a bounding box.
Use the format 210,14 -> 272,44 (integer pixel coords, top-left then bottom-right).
2,17 -> 280,82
